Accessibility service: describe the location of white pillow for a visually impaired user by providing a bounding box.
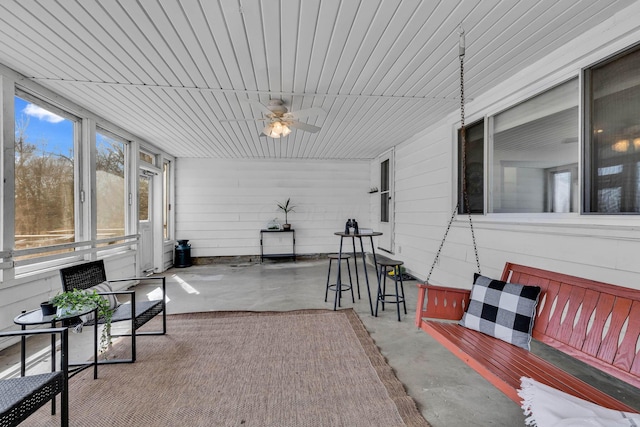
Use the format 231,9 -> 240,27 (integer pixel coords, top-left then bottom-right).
83,281 -> 120,321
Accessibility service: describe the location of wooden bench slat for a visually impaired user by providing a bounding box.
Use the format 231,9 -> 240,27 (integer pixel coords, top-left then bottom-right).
616,300 -> 640,373
546,282 -> 573,339
598,298 -> 633,364
556,285 -> 587,344
429,321 -> 626,404
567,288 -> 600,350
583,293 -> 616,358
533,279 -> 558,335
422,321 -> 637,412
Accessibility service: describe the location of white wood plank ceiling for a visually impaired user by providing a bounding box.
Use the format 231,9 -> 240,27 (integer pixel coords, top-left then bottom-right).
0,0 -> 634,159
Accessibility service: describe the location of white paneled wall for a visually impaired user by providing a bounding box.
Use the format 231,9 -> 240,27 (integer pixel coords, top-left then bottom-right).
175,158 -> 371,258
390,11 -> 640,291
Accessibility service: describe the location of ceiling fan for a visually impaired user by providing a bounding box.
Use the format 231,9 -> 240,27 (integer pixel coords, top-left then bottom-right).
222,99 -> 325,138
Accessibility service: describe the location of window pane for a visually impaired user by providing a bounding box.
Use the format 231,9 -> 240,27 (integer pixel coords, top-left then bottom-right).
14,96 -> 75,252
491,79 -> 579,213
552,171 -> 571,213
139,175 -> 150,221
96,132 -> 126,239
587,46 -> 640,213
380,159 -> 389,192
458,120 -> 484,213
380,159 -> 389,222
140,150 -> 155,165
380,193 -> 389,222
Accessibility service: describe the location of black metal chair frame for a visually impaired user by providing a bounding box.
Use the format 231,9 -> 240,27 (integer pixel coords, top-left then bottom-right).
59,259 -> 166,364
375,260 -> 407,321
0,327 -> 69,427
325,253 -> 355,307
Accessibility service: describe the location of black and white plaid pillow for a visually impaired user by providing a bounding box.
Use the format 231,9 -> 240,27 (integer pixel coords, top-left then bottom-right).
459,274 -> 541,350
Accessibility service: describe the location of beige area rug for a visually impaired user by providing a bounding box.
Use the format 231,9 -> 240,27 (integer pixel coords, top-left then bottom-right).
24,309 -> 430,427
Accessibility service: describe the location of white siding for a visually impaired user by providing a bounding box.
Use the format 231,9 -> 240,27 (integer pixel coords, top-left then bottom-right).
390,7 -> 640,290
175,158 -> 370,258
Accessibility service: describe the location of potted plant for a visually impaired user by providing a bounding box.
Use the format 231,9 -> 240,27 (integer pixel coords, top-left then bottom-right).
40,300 -> 56,316
51,289 -> 115,353
276,198 -> 296,230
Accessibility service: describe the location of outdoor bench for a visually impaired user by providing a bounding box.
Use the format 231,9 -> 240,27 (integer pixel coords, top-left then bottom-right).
415,262 -> 640,411
59,259 -> 166,364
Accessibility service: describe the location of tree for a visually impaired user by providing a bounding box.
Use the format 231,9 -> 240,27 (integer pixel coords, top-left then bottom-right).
14,115 -> 74,249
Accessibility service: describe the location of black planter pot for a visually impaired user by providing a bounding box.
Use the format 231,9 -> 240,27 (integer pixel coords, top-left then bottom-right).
40,301 -> 56,316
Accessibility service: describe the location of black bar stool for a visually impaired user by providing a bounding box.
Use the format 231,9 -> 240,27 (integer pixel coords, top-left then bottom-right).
375,259 -> 407,321
325,253 -> 355,307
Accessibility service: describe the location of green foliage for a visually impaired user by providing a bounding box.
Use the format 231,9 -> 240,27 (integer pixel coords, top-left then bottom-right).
51,289 -> 115,353
276,198 -> 296,224
14,116 -> 126,250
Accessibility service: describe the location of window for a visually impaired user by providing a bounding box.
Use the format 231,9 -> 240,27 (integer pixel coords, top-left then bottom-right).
585,45 -> 640,213
96,131 -> 127,240
380,159 -> 389,222
458,120 -> 484,214
546,165 -> 577,213
14,94 -> 77,253
140,150 -> 155,165
490,79 -> 579,213
139,174 -> 150,222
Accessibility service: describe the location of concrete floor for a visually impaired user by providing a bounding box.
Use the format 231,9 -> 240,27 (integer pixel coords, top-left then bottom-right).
160,259 -> 527,426
1,258 -> 527,426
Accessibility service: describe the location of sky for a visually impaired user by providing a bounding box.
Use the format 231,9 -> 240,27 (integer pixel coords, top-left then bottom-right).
15,96 -> 74,154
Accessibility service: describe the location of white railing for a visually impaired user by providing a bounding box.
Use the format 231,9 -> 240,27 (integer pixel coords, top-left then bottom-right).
1,234 -> 139,269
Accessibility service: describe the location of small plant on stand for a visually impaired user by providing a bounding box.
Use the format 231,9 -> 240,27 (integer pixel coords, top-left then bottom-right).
277,198 -> 296,230
51,289 -> 115,353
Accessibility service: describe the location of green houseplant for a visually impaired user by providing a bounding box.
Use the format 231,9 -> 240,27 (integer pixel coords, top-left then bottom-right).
51,289 -> 115,353
276,198 -> 296,230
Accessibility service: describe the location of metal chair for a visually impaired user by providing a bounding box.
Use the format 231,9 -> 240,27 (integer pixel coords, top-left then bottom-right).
59,260 -> 166,364
0,327 -> 69,427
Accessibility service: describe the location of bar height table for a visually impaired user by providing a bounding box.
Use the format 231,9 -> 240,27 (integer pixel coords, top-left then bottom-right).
333,231 -> 383,315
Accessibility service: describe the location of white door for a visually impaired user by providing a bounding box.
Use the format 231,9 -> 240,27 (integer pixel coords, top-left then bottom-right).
378,150 -> 394,253
138,172 -> 154,274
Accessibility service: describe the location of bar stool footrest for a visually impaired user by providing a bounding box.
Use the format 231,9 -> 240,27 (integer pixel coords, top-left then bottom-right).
328,284 -> 353,292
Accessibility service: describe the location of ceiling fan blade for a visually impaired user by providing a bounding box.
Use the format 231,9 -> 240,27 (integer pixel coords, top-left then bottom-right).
244,99 -> 273,116
286,107 -> 326,120
288,121 -> 321,133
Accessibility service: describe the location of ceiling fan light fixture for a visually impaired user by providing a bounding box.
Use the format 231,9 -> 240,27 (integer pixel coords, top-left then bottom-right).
244,99 -> 325,137
263,120 -> 291,138
268,127 -> 281,138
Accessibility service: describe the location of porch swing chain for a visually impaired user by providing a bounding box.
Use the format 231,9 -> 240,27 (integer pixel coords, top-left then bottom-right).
426,28 -> 481,284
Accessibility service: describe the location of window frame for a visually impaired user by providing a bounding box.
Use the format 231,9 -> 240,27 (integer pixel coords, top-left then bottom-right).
457,119 -> 485,214
13,89 -> 82,265
458,79 -> 582,218
95,127 -> 130,242
583,43 -> 640,214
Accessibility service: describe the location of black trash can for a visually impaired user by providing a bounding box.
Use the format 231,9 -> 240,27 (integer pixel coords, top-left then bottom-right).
175,239 -> 192,268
